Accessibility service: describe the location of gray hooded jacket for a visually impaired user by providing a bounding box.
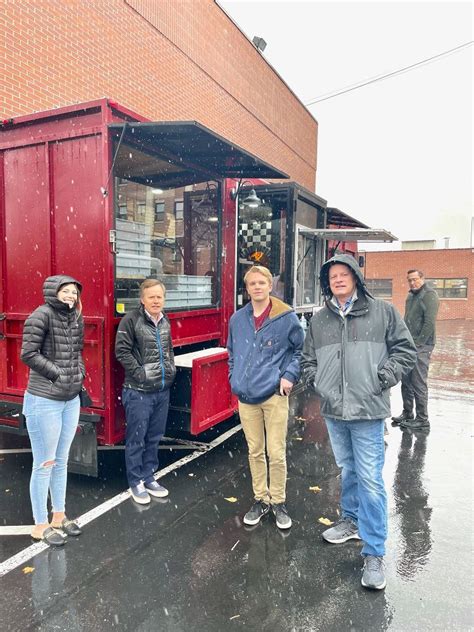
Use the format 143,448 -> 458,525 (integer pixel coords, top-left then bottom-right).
21,275 -> 85,401
301,254 -> 416,420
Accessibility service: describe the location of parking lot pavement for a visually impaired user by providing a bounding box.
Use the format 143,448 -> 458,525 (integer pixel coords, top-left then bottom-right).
0,320 -> 472,631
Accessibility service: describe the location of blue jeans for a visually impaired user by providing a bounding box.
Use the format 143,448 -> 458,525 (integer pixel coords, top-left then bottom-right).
122,388 -> 170,487
325,417 -> 387,557
23,392 -> 80,525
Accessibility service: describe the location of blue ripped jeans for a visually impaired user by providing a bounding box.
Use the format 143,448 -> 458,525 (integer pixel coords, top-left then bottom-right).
325,417 -> 387,557
23,392 -> 80,524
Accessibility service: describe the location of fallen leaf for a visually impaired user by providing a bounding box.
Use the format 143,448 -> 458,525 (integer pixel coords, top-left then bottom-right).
22,566 -> 35,574
309,486 -> 322,493
318,517 -> 334,526
224,496 -> 238,503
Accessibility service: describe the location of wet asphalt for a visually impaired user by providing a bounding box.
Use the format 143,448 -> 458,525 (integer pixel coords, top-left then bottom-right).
0,320 -> 472,631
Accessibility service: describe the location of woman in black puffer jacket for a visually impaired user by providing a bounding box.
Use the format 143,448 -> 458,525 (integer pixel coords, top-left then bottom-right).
21,275 -> 85,546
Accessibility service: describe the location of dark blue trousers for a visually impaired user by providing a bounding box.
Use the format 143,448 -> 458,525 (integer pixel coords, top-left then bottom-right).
122,388 -> 170,487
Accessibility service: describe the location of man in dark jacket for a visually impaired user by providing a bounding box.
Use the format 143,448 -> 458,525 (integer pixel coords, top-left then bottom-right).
392,269 -> 439,430
301,254 -> 416,590
115,279 -> 176,505
227,265 -> 304,530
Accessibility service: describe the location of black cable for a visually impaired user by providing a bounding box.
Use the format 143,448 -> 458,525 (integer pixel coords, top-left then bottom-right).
305,41 -> 473,106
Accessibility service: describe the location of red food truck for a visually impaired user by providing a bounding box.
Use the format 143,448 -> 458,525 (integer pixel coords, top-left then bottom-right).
0,99 -> 391,474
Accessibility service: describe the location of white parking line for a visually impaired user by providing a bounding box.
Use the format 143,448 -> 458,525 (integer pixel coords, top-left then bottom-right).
0,424 -> 241,578
0,526 -> 34,535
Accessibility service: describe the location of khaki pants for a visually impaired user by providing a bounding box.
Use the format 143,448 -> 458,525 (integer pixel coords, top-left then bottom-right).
238,394 -> 289,505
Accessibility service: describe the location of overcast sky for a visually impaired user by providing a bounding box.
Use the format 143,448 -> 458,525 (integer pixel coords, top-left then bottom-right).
220,0 -> 473,250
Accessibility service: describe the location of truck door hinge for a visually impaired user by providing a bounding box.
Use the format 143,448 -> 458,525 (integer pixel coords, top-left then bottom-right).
109,230 -> 117,254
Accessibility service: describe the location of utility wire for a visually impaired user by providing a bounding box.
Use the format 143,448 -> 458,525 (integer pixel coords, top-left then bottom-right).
305,41 -> 473,106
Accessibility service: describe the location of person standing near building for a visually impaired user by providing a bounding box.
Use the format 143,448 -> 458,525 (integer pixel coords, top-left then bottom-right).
115,279 -> 176,505
227,265 -> 304,530
21,275 -> 85,546
392,269 -> 440,430
301,254 -> 416,590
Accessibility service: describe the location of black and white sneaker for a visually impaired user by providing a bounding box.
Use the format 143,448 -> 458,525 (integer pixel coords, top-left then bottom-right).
243,500 -> 270,525
272,503 -> 292,529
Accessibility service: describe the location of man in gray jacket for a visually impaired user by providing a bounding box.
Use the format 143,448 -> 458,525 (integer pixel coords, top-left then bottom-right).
301,254 -> 416,590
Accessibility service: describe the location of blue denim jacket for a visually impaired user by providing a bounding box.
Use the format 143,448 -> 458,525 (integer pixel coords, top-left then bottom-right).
227,298 -> 304,404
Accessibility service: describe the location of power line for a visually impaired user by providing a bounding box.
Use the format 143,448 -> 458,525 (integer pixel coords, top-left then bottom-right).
305,41 -> 473,106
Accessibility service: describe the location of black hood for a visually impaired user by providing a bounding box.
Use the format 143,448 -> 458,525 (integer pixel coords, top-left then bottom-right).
43,275 -> 82,311
319,253 -> 373,299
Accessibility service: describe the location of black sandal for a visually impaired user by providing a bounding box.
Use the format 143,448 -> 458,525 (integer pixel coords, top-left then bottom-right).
32,526 -> 66,547
53,518 -> 82,537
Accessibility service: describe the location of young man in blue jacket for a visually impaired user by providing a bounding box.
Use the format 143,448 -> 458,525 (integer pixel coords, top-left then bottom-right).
227,265 -> 304,529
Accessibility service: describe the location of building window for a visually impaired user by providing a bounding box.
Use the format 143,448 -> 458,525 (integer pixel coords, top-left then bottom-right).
427,278 -> 468,298
136,203 -> 146,222
118,204 -> 128,219
365,279 -> 392,299
154,201 -> 165,222
174,200 -> 184,220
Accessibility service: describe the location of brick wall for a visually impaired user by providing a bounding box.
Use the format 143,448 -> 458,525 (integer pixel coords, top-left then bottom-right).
363,249 -> 474,320
1,0 -> 317,190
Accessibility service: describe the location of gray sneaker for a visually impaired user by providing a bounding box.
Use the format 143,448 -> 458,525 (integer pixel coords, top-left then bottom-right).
145,481 -> 169,498
361,555 -> 386,590
130,482 -> 151,505
322,518 -> 361,544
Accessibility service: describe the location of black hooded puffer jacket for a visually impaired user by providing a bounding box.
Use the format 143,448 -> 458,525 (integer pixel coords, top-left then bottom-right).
21,275 -> 85,401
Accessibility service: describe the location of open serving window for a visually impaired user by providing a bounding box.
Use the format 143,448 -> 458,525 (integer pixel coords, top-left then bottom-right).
109,121 -> 288,314
236,183 -> 327,312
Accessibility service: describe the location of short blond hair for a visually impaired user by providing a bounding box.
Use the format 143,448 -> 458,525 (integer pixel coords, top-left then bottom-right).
244,265 -> 272,286
140,278 -> 166,297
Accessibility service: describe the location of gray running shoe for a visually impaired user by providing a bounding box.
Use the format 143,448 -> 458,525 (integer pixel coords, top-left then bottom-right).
243,500 -> 270,525
322,518 -> 361,544
361,555 -> 386,590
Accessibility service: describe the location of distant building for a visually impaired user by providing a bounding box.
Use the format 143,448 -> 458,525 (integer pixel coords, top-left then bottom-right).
361,248 -> 473,320
401,240 -> 436,250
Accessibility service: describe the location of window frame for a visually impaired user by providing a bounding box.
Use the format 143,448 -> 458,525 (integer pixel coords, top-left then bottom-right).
365,278 -> 393,299
426,278 -> 468,299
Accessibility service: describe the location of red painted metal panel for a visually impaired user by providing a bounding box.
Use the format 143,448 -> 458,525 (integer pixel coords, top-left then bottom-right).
0,144 -> 50,397
50,135 -> 106,310
168,310 -> 221,347
190,351 -> 237,435
3,144 -> 51,311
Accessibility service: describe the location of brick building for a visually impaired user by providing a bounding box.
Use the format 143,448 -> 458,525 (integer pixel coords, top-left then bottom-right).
1,0 -> 317,190
362,248 -> 474,320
